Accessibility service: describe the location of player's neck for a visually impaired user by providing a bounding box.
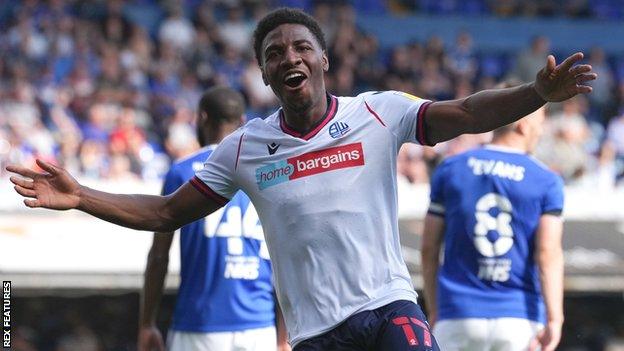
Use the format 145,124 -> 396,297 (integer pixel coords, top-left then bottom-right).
490,136 -> 528,153
281,93 -> 329,133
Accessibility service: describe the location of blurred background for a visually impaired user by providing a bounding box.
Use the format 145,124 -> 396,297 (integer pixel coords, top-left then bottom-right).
0,0 -> 623,350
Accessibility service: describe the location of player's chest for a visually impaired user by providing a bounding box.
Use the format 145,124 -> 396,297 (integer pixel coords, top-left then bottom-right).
236,121 -> 393,198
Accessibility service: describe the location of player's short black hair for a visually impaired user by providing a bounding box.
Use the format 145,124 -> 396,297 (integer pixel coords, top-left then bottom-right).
252,7 -> 327,66
196,86 -> 245,146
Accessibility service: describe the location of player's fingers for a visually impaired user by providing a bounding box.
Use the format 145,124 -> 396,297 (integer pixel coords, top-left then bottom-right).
576,73 -> 598,84
14,185 -> 37,198
569,64 -> 592,76
575,85 -> 593,94
5,164 -> 40,179
24,198 -> 40,208
9,176 -> 35,189
556,52 -> 584,72
36,159 -> 59,175
545,55 -> 556,73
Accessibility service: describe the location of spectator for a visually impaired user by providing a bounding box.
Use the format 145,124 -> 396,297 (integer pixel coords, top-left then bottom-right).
158,5 -> 195,53
537,98 -> 591,182
446,31 -> 477,80
213,45 -> 246,91
606,112 -> 624,181
241,58 -> 278,116
587,47 -> 615,123
217,5 -> 253,53
78,140 -> 108,179
0,0 -> 621,190
575,141 -> 618,190
511,36 -> 550,82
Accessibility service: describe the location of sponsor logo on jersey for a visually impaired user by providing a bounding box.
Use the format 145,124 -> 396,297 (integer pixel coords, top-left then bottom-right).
328,121 -> 350,138
255,143 -> 364,190
267,142 -> 280,155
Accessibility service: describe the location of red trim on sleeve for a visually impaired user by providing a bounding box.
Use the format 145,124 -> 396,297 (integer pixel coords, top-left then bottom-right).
416,101 -> 433,146
364,101 -> 386,127
189,176 -> 229,206
235,133 -> 245,171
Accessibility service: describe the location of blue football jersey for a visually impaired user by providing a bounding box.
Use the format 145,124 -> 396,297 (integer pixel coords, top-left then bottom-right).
428,145 -> 564,323
163,146 -> 275,332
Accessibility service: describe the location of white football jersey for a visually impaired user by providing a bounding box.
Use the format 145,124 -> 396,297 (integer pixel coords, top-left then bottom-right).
193,91 -> 432,346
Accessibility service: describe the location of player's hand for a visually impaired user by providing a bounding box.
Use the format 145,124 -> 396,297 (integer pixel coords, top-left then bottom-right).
529,321 -> 562,351
278,342 -> 292,351
533,52 -> 597,102
6,159 -> 81,210
138,325 -> 165,351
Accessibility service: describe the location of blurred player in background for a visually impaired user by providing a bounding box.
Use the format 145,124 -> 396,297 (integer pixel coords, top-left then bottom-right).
422,82 -> 564,351
138,86 -> 288,351
7,7 -> 594,351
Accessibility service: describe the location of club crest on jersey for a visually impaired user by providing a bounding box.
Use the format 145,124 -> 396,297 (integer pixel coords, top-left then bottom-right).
328,121 -> 350,139
255,143 -> 365,190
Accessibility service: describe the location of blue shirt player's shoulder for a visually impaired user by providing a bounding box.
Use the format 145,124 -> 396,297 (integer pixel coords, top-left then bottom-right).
526,154 -> 565,215
163,147 -> 214,195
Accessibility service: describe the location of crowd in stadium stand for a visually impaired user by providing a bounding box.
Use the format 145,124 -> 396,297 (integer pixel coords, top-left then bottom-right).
3,2 -> 624,350
1,0 -> 623,188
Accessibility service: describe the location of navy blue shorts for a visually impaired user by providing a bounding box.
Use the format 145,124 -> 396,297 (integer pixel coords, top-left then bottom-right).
293,300 -> 440,351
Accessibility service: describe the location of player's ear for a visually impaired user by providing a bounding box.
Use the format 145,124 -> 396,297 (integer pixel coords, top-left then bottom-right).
322,51 -> 329,72
517,119 -> 530,136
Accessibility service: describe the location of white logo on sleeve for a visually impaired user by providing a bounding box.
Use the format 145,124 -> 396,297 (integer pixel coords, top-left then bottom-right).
474,193 -> 514,282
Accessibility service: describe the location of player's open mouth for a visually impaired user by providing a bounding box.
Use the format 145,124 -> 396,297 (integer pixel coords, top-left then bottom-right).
283,72 -> 307,90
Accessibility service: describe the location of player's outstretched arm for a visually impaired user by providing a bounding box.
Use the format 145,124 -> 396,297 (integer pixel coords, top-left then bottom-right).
7,159 -> 222,232
421,213 -> 446,327
530,214 -> 564,351
424,52 -> 597,144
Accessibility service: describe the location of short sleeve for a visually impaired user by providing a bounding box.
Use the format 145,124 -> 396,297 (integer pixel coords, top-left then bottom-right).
362,91 -> 433,146
192,131 -> 242,206
161,165 -> 185,196
428,160 -> 450,217
542,175 -> 564,216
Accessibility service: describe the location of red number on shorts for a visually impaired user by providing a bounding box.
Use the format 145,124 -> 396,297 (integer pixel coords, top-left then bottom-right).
392,316 -> 433,347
